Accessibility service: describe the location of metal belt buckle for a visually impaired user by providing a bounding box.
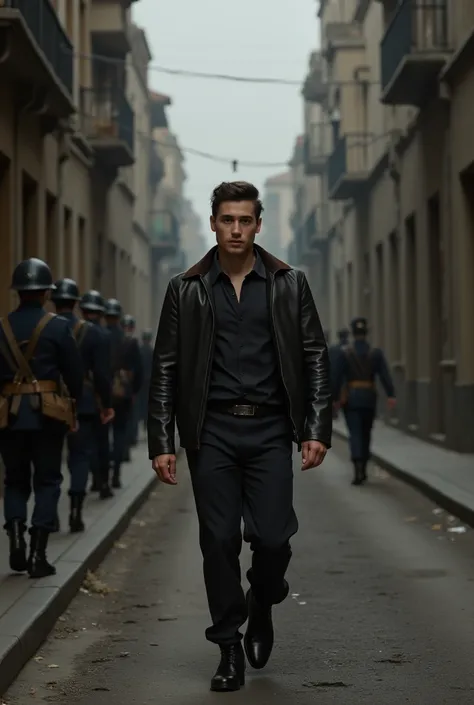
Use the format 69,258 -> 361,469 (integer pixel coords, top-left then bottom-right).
232,404 -> 256,417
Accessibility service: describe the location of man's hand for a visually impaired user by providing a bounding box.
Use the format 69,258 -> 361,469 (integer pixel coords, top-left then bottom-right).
387,397 -> 396,411
101,408 -> 115,424
301,440 -> 327,470
152,454 -> 177,485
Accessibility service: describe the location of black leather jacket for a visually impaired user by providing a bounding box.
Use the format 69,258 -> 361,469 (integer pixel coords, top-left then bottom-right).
148,245 -> 332,458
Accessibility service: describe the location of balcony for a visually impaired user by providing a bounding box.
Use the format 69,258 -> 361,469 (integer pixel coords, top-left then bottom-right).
327,133 -> 371,201
80,87 -> 134,168
302,51 -> 326,103
381,0 -> 451,107
149,147 -> 164,187
90,0 -> 130,55
304,123 -> 329,176
0,0 -> 74,119
150,210 -> 180,257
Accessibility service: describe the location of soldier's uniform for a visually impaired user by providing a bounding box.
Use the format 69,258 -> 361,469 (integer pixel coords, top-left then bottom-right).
105,300 -> 142,488
122,314 -> 140,451
80,290 -> 114,500
0,259 -> 83,578
332,317 -> 395,485
52,280 -> 113,530
329,328 -> 350,420
138,329 -> 153,433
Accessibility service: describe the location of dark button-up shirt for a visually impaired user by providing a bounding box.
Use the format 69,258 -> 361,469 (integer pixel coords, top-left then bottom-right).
208,250 -> 284,406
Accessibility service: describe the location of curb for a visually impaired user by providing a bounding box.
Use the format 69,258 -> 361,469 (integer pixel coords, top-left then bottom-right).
333,426 -> 474,528
0,459 -> 165,696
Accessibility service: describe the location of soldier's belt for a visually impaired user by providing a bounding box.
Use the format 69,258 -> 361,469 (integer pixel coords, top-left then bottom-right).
348,381 -> 375,389
2,380 -> 58,395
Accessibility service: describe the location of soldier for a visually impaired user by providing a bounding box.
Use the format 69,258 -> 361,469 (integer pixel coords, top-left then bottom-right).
105,300 -> 142,488
332,317 -> 396,485
51,280 -> 114,529
0,258 -> 83,578
122,314 -> 139,452
138,329 -> 153,434
80,290 -> 114,499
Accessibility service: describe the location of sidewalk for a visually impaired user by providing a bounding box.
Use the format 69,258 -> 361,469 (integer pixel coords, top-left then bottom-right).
333,418 -> 474,525
0,437 -> 162,696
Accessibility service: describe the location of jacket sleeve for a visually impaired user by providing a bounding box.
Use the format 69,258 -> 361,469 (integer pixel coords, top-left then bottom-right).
374,348 -> 396,398
298,272 -> 333,447
91,327 -> 112,409
57,323 -> 84,402
147,279 -> 178,458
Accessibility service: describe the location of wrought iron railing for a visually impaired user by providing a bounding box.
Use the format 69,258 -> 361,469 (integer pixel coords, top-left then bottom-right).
2,0 -> 73,95
381,0 -> 449,91
79,86 -> 134,154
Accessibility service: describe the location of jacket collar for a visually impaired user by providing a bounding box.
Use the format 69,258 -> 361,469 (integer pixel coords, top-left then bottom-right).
182,244 -> 292,279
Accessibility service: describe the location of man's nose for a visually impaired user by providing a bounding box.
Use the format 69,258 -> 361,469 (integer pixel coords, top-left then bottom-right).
231,220 -> 242,236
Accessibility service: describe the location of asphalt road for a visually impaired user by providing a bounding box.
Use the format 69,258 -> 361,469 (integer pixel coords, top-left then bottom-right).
5,439 -> 474,704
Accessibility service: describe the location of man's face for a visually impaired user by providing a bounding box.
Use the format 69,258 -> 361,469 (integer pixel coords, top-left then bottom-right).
210,201 -> 261,255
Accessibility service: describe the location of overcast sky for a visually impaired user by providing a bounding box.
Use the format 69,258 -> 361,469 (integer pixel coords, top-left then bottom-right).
133,0 -> 319,246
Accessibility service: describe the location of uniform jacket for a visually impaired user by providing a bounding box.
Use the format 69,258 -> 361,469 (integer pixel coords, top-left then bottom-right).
107,325 -> 143,400
60,312 -> 112,416
332,340 -> 395,410
0,302 -> 83,431
148,244 -> 332,458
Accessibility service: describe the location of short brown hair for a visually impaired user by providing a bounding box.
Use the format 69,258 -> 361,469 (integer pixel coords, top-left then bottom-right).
211,181 -> 264,219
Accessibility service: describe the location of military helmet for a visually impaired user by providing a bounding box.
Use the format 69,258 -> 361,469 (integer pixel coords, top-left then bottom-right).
350,317 -> 368,335
122,314 -> 136,328
11,258 -> 55,292
80,290 -> 105,313
105,298 -> 122,317
51,278 -> 80,302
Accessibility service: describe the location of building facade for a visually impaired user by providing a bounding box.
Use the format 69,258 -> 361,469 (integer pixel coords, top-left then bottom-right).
259,171 -> 293,263
294,0 -> 474,452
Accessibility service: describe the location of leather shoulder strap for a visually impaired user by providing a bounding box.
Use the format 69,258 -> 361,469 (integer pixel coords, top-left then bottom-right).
73,319 -> 88,347
24,313 -> 56,362
0,317 -> 35,381
0,319 -> 21,374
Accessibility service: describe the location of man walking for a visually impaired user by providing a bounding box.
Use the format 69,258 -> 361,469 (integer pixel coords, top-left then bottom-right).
148,181 -> 332,692
332,317 -> 396,485
0,259 -> 83,577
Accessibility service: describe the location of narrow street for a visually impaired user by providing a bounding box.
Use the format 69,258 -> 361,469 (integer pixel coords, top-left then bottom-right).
5,440 -> 474,705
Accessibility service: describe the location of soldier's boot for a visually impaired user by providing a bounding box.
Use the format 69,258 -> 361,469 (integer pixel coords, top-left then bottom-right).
27,528 -> 56,579
99,483 -> 114,500
112,464 -> 122,489
352,461 -> 365,486
69,493 -> 85,533
7,519 -> 27,573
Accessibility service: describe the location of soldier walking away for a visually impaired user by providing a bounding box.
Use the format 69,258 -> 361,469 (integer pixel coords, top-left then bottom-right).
52,280 -> 114,531
148,181 -> 332,692
138,329 -> 153,435
80,290 -> 114,499
122,314 -> 140,452
332,317 -> 396,485
105,300 -> 142,488
0,259 -> 83,578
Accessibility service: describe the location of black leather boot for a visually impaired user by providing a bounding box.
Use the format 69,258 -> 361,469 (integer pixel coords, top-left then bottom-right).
352,461 -> 365,485
210,644 -> 245,692
27,528 -> 56,579
69,493 -> 85,533
112,465 -> 122,489
244,589 -> 274,670
7,519 -> 27,573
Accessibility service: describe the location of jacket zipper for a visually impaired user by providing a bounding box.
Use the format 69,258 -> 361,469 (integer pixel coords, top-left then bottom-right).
269,274 -> 298,443
196,276 -> 216,449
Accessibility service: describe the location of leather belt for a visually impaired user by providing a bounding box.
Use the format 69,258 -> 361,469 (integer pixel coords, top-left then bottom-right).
348,381 -> 375,389
207,401 -> 284,418
2,380 -> 58,395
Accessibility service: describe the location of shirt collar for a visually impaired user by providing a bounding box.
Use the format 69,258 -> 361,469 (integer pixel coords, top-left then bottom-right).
210,249 -> 266,285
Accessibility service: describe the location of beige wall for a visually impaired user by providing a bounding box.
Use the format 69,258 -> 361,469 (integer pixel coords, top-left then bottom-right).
317,0 -> 474,451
